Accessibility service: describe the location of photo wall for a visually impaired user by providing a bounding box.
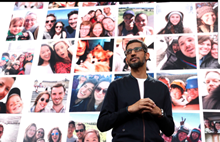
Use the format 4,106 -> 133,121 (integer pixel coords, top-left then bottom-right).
0,2 -> 219,142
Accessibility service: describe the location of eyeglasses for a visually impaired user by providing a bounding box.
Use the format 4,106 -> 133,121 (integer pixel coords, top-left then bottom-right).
40,98 -> 49,103
95,87 -> 107,95
46,20 -> 56,23
28,55 -> 32,58
14,64 -> 19,66
51,132 -> 59,136
1,57 -> 9,62
75,129 -> 84,133
38,131 -> 44,134
55,26 -> 63,28
124,47 -> 145,56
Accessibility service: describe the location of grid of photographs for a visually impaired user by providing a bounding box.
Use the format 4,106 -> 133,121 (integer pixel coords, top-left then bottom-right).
0,1 -> 219,142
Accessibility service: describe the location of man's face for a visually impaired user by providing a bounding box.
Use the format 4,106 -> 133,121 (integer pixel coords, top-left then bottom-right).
0,127 -> 3,138
36,129 -> 44,139
170,88 -> 182,100
172,43 -> 180,53
205,72 -> 220,94
178,132 -> 187,141
215,123 -> 220,130
51,86 -> 65,106
103,7 -> 110,14
178,36 -> 196,58
79,25 -> 90,38
69,14 -> 78,30
24,14 -> 37,30
68,124 -> 75,135
76,125 -> 85,139
102,18 -> 115,32
0,56 -> 9,66
126,42 -> 149,69
45,16 -> 55,31
77,83 -> 94,99
13,63 -> 19,70
191,132 -> 199,140
187,88 -> 198,100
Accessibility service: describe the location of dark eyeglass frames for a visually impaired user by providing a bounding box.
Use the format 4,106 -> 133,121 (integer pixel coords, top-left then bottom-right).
124,47 -> 145,56
38,131 -> 44,134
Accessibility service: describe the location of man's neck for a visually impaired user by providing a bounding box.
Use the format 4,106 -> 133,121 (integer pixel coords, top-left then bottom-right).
78,139 -> 83,142
130,65 -> 148,79
53,104 -> 64,113
67,133 -> 73,138
106,12 -> 111,16
45,28 -> 50,32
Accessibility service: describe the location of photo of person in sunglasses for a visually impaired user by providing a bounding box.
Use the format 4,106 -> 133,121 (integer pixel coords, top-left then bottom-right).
30,91 -> 50,112
48,127 -> 62,142
0,52 -> 10,74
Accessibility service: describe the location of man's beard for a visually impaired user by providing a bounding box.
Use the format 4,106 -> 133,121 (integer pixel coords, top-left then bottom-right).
128,56 -> 145,69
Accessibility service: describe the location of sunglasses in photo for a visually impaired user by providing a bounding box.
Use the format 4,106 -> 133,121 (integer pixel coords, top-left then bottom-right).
95,87 -> 107,94
51,132 -> 59,136
55,26 -> 63,28
40,98 -> 49,103
1,57 -> 9,62
75,129 -> 84,133
124,47 -> 144,56
46,20 -> 56,23
38,131 -> 44,134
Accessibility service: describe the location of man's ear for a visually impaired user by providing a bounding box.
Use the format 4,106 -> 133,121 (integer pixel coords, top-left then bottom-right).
145,53 -> 150,61
125,58 -> 128,65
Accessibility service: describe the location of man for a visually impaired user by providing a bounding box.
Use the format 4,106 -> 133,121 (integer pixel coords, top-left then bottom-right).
67,121 -> 78,142
171,126 -> 189,142
185,76 -> 199,104
0,53 -> 10,74
69,79 -> 97,112
162,35 -> 196,70
158,76 -> 170,88
97,39 -> 174,141
203,71 -> 220,109
103,7 -> 116,21
75,123 -> 86,142
44,83 -> 66,113
0,124 -> 3,139
23,12 -> 39,39
102,17 -> 115,36
43,14 -> 56,39
5,61 -> 20,75
64,10 -> 78,38
186,128 -> 201,142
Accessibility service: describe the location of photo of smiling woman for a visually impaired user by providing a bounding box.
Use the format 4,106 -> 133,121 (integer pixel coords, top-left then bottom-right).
52,21 -> 67,39
38,44 -> 56,74
53,40 -> 73,73
87,78 -> 111,111
158,10 -> 192,34
30,91 -> 50,112
23,123 -> 37,142
196,4 -> 218,33
48,127 -> 62,142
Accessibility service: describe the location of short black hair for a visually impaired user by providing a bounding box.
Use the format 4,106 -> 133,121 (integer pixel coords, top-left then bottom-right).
125,39 -> 148,53
68,10 -> 78,19
69,121 -> 75,128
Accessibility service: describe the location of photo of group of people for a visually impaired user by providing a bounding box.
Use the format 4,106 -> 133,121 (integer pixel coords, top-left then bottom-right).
0,42 -> 35,75
43,8 -> 79,39
79,6 -> 117,38
157,72 -> 199,110
0,1 -> 219,142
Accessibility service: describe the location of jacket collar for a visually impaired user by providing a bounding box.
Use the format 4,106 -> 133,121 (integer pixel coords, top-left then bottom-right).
129,73 -> 153,81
